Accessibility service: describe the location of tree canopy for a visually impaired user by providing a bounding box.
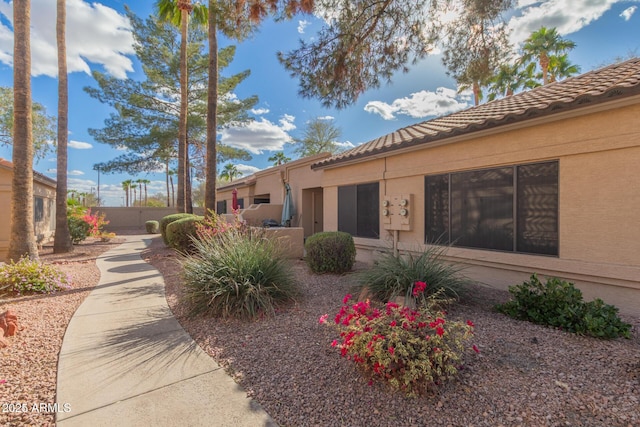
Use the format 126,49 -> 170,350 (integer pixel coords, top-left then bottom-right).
85,9 -> 256,177
294,117 -> 343,157
0,86 -> 56,160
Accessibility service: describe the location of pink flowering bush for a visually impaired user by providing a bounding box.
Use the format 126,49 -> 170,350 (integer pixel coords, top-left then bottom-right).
0,257 -> 72,295
321,282 -> 477,396
196,210 -> 246,240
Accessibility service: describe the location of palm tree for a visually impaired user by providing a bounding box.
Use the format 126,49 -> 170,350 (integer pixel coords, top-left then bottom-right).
168,169 -> 175,207
548,53 -> 581,83
521,27 -> 576,85
203,0 -> 314,215
268,151 -> 291,166
122,179 -> 132,207
131,183 -> 138,206
53,0 -> 72,253
8,0 -> 38,261
136,178 -> 145,206
219,163 -> 240,182
139,178 -> 151,206
156,0 -> 207,214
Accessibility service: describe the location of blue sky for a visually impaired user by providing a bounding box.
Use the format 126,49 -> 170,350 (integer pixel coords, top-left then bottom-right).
0,0 -> 639,206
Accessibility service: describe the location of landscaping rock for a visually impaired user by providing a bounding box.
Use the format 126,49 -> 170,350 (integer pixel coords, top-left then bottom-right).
0,309 -> 18,337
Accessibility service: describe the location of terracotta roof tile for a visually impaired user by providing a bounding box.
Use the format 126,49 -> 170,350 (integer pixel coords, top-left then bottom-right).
313,58 -> 640,169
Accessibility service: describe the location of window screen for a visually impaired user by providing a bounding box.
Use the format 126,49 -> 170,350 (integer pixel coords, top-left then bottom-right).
216,200 -> 227,214
34,197 -> 44,223
425,161 -> 558,256
338,182 -> 379,239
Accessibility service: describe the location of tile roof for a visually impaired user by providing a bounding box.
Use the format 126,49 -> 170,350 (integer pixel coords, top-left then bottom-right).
312,57 -> 640,169
0,157 -> 57,187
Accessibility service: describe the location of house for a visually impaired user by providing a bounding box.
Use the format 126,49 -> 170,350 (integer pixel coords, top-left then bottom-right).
311,58 -> 640,315
0,158 -> 56,261
216,153 -> 330,239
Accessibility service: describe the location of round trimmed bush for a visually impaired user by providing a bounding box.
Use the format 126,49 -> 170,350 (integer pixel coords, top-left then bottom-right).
160,213 -> 194,245
165,215 -> 204,252
145,220 -> 159,234
304,231 -> 355,274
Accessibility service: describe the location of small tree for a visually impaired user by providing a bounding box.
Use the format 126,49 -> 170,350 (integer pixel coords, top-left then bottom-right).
268,151 -> 291,166
294,118 -> 342,158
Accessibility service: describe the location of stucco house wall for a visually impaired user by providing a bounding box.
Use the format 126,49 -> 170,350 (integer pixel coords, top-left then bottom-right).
0,158 -> 57,261
314,59 -> 640,315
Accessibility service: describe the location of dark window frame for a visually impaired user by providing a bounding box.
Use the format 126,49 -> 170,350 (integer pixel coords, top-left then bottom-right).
338,182 -> 380,239
425,161 -> 558,256
34,196 -> 44,223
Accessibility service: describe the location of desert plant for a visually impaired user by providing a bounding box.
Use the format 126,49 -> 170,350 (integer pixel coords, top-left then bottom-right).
67,215 -> 91,244
145,220 -> 159,234
165,215 -> 204,252
160,213 -> 194,245
181,227 -> 298,319
320,287 -> 477,397
0,257 -> 72,295
496,274 -> 631,339
304,231 -> 355,274
356,246 -> 469,303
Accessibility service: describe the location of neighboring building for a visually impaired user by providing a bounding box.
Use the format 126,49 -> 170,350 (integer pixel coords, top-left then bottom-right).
311,58 -> 640,315
0,158 -> 56,261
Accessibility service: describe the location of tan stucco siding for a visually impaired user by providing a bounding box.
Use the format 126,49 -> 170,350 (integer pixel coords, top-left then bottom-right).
320,102 -> 640,314
560,146 -> 640,267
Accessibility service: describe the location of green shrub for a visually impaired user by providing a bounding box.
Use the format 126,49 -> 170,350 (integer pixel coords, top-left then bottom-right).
304,231 -> 355,274
68,215 -> 91,244
145,220 -> 159,234
496,274 -> 631,339
356,246 -> 468,303
165,215 -> 204,252
160,213 -> 194,245
0,257 -> 72,295
180,227 -> 298,319
321,289 -> 476,397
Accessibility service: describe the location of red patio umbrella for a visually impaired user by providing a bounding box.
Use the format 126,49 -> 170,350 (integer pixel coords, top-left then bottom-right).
232,189 -> 239,211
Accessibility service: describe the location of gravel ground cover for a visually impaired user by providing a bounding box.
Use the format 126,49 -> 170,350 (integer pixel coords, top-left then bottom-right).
142,237 -> 640,427
0,237 -> 124,427
1,233 -> 639,427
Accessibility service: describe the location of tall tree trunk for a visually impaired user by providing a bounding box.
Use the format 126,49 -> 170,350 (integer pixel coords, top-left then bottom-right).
8,0 -> 38,261
185,147 -> 193,213
165,160 -> 170,207
54,0 -> 72,253
540,52 -> 549,85
176,4 -> 190,213
170,176 -> 175,207
204,1 -> 218,216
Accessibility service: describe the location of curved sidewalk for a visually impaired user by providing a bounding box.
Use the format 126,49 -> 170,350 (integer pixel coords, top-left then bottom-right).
56,235 -> 275,426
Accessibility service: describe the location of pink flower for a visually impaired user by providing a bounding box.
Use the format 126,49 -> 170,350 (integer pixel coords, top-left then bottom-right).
389,320 -> 397,327
343,294 -> 352,304
388,347 -> 395,355
331,340 -> 338,347
436,326 -> 444,337
318,314 -> 329,324
473,344 -> 480,354
466,320 -> 475,328
0,379 -> 6,384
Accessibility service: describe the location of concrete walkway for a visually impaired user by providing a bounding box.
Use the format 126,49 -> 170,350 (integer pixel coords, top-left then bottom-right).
56,235 -> 275,426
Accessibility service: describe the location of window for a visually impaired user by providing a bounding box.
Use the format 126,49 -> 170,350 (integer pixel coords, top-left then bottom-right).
236,198 -> 244,209
216,200 -> 227,214
34,196 -> 44,223
425,161 -> 558,255
338,182 -> 379,239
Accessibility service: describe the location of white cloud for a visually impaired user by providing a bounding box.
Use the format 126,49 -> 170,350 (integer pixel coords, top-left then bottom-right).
364,87 -> 468,120
68,140 -> 93,149
236,164 -> 261,176
0,0 -> 134,78
336,141 -> 356,150
508,0 -> 623,48
620,6 -> 637,21
46,168 -> 85,176
317,115 -> 335,121
297,19 -> 311,34
251,108 -> 270,115
279,114 -> 297,132
220,116 -> 295,154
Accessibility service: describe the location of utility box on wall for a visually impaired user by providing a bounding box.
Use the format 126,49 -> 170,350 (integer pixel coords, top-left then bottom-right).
382,194 -> 413,231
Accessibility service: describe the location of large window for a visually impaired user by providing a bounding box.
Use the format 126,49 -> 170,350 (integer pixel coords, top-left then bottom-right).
425,161 -> 558,255
34,196 -> 44,223
338,182 -> 380,239
216,200 -> 227,214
